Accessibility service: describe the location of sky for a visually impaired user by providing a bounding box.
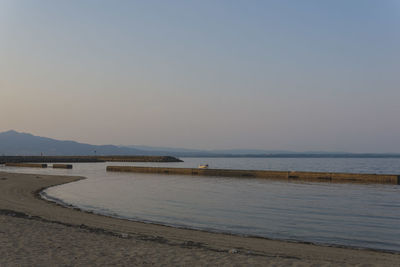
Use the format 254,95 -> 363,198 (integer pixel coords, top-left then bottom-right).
1,0 -> 399,152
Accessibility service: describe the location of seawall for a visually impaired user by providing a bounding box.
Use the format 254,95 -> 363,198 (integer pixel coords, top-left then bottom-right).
52,164 -> 73,169
5,163 -> 48,168
0,156 -> 182,164
106,166 -> 400,184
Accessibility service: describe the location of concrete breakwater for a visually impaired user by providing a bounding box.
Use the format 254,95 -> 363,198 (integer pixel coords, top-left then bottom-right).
52,164 -> 73,169
97,156 -> 183,162
5,163 -> 48,168
0,156 -> 182,164
106,166 -> 400,184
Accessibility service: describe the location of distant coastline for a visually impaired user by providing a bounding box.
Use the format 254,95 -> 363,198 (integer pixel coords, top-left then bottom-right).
1,130 -> 399,158
175,153 -> 400,158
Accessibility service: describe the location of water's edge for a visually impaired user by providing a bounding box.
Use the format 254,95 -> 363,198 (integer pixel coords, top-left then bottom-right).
3,158 -> 400,252
39,182 -> 400,254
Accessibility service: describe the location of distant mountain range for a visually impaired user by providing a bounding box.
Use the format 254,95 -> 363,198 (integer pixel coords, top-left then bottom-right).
1,130 -> 400,158
0,130 -> 144,156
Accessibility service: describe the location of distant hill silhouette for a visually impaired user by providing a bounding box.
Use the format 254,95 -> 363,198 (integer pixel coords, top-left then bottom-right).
1,130 -> 399,158
0,130 -> 146,156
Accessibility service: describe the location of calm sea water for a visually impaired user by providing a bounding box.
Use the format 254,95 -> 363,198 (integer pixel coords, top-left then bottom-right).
1,157 -> 400,252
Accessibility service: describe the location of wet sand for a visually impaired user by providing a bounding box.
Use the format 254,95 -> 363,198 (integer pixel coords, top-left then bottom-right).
0,171 -> 399,266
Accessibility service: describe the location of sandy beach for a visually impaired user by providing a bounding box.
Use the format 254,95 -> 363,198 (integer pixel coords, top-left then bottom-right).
0,171 -> 399,266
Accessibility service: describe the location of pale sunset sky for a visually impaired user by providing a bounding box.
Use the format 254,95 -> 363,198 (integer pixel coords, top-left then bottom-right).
1,0 -> 399,152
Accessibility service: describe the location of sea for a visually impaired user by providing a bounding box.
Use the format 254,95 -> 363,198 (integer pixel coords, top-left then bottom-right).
1,157 -> 400,252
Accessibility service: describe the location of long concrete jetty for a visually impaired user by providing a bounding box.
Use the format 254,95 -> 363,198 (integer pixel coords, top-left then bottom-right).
106,166 -> 400,184
0,156 -> 182,164
97,156 -> 183,162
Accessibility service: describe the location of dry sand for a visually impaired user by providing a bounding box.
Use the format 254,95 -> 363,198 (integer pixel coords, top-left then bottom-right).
0,171 -> 399,266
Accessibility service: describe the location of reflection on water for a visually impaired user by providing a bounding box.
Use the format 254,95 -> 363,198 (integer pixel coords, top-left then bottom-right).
1,157 -> 400,252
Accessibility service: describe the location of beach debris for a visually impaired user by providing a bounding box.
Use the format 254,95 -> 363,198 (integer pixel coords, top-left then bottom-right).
121,233 -> 129,238
228,248 -> 238,254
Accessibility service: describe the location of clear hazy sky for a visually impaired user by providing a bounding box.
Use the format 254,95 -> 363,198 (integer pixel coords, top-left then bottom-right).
1,0 -> 399,152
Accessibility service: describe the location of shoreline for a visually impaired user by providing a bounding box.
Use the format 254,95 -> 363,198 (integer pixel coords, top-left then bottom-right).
38,185 -> 399,255
1,171 -> 400,266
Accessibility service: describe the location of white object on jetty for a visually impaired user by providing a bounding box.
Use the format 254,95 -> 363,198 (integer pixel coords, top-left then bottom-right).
198,164 -> 209,169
